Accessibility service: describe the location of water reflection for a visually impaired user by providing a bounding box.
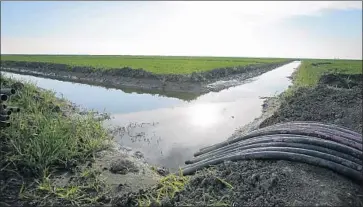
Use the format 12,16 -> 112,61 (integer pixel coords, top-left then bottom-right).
1,72 -> 186,114
106,97 -> 265,169
107,61 -> 301,169
188,103 -> 221,128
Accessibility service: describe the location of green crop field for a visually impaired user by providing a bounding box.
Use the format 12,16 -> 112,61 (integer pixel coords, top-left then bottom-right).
294,59 -> 362,87
0,55 -> 288,74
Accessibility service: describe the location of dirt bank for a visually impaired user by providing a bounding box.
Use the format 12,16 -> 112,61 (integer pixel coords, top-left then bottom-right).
111,73 -> 363,206
1,60 -> 291,95
260,73 -> 362,133
0,77 -> 162,207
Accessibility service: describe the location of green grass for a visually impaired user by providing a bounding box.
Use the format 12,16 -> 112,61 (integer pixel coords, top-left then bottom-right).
136,167 -> 234,207
1,55 -> 289,74
280,59 -> 362,98
0,78 -> 110,174
294,59 -> 362,87
0,76 -> 112,206
137,169 -> 190,206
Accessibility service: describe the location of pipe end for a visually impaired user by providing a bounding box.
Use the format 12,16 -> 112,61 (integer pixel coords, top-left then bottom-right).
1,94 -> 8,101
10,88 -> 16,95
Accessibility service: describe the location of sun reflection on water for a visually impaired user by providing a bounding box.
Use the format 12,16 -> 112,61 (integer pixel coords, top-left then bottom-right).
188,103 -> 221,128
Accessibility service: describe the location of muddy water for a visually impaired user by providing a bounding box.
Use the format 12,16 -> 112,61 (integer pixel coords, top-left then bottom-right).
2,61 -> 301,169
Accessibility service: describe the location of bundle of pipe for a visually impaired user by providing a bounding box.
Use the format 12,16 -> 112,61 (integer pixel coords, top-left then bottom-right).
0,87 -> 20,128
182,121 -> 363,183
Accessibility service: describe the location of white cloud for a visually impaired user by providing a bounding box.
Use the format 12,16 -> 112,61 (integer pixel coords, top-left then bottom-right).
1,1 -> 362,59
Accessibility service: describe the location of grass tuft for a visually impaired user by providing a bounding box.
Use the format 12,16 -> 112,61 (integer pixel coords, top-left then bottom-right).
0,75 -> 111,206
137,169 -> 190,206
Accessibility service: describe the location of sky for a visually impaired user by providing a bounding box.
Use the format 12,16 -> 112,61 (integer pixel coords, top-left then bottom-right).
1,1 -> 362,59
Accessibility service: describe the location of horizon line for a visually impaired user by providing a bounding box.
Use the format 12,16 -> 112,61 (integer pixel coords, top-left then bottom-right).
1,54 -> 361,61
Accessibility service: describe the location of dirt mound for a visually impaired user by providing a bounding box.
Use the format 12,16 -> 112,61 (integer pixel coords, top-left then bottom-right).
112,160 -> 363,207
318,73 -> 362,89
169,160 -> 362,206
261,74 -> 362,133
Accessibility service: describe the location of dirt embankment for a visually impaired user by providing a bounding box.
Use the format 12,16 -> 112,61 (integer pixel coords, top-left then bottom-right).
260,73 -> 362,133
1,60 -> 291,95
0,77 -> 164,207
112,73 -> 363,207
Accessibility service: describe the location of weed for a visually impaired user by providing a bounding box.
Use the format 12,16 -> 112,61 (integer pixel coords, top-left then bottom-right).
0,76 -> 112,206
20,166 -> 109,206
137,169 -> 190,206
215,177 -> 234,189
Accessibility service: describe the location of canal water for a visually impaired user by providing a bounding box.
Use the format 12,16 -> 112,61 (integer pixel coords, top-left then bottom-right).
1,61 -> 301,169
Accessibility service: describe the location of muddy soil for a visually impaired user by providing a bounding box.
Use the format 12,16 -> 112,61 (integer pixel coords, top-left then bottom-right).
112,160 -> 363,207
168,160 -> 363,206
112,73 -> 363,207
261,73 -> 362,133
1,60 -> 290,95
77,141 -> 161,199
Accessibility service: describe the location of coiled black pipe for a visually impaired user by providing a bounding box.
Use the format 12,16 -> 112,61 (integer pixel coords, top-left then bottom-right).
182,151 -> 363,182
0,94 -> 8,101
198,122 -> 362,154
198,127 -> 362,156
192,134 -> 362,161
254,124 -> 362,146
1,104 -> 6,110
266,121 -> 362,140
257,122 -> 362,143
186,140 -> 363,166
0,88 -> 16,95
196,123 -> 362,156
185,146 -> 362,171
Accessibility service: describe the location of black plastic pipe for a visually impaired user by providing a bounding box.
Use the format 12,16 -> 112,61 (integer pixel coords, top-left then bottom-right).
258,122 -> 362,143
193,134 -> 362,161
198,122 -> 362,154
186,140 -> 363,166
185,146 -> 362,172
0,88 -> 16,95
0,94 -> 8,101
1,104 -> 6,110
266,121 -> 362,140
252,129 -> 361,150
198,127 -> 362,156
196,124 -> 362,156
255,124 -> 362,145
181,151 -> 363,182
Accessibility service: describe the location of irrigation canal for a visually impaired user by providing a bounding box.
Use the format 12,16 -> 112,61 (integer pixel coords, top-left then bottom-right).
2,61 -> 301,169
